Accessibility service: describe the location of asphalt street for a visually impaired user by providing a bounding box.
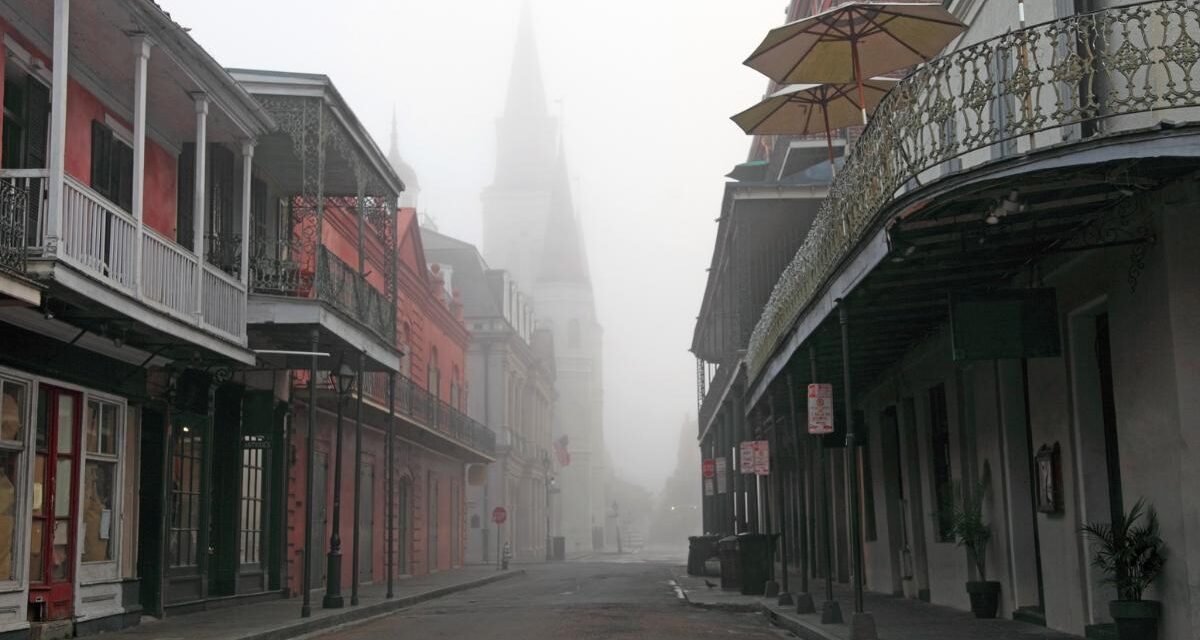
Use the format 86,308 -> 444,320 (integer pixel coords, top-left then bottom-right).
317,555 -> 791,639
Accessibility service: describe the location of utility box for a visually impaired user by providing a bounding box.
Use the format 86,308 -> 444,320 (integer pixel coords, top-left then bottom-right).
717,536 -> 740,590
687,535 -> 721,576
737,532 -> 771,595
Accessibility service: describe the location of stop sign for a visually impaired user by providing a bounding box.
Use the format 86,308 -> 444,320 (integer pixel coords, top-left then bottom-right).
492,506 -> 507,524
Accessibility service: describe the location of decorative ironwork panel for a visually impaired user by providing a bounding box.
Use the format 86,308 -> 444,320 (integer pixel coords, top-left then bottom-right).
0,180 -> 28,273
747,0 -> 1200,380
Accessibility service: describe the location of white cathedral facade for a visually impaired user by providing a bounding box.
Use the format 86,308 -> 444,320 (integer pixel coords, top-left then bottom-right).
481,5 -> 608,553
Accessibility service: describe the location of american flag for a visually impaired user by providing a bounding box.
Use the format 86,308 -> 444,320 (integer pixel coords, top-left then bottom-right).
554,435 -> 571,467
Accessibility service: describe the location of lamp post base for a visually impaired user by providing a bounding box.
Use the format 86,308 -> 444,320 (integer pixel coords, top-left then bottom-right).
849,612 -> 878,640
764,580 -> 780,598
323,552 -> 344,609
794,592 -> 816,614
821,600 -> 843,624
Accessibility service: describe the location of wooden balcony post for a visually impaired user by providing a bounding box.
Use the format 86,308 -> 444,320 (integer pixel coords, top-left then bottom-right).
192,94 -> 208,317
239,140 -> 254,286
45,0 -> 70,257
131,34 -> 152,294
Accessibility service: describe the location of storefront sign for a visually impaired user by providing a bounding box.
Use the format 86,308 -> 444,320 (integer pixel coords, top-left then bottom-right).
715,457 -> 728,494
807,383 -> 834,434
702,458 -> 715,479
740,441 -> 757,474
752,440 -> 770,475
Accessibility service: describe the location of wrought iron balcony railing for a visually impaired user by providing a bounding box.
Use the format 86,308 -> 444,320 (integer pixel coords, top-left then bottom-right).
747,0 -> 1200,379
0,178 -> 29,274
315,247 -> 395,342
353,371 -> 495,457
698,360 -> 737,436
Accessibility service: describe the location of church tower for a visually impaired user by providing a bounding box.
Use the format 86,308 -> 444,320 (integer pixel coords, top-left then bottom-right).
482,3 -> 607,552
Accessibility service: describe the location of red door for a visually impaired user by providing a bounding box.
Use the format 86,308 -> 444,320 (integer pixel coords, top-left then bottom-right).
29,385 -> 81,621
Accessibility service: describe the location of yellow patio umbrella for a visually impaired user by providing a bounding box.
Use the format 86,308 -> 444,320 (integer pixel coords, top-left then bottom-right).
731,78 -> 898,174
744,2 -> 964,125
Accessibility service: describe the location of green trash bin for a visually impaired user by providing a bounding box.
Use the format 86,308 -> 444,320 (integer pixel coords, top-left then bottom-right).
737,532 -> 770,595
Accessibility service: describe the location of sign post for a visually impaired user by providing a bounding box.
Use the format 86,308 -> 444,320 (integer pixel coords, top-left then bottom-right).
492,507 -> 507,570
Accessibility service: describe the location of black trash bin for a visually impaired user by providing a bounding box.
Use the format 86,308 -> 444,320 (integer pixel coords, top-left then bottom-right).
737,532 -> 770,595
717,535 -> 740,590
552,536 -> 566,561
687,535 -> 720,576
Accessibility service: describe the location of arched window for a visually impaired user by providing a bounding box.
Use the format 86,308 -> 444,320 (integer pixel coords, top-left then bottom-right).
400,322 -> 412,378
450,366 -> 460,409
567,318 -> 581,349
427,346 -> 440,398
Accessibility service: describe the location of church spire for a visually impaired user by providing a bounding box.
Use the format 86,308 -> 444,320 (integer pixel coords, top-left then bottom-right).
537,138 -> 590,286
504,0 -> 548,120
386,104 -> 420,207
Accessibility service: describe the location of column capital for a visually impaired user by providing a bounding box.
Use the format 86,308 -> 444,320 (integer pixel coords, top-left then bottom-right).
128,32 -> 154,58
192,93 -> 209,113
241,139 -> 256,157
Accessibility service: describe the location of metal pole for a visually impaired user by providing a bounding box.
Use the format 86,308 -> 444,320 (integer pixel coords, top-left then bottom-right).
351,352 -> 364,606
496,521 -> 501,571
775,411 -> 792,604
386,372 -> 395,598
840,303 -> 864,615
545,470 -> 552,562
301,330 -> 318,618
323,368 -> 345,608
786,375 -> 810,596
813,347 -> 842,624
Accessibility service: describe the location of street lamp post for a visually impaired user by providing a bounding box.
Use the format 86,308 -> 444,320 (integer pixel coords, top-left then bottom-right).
542,452 -> 553,562
323,362 -> 355,609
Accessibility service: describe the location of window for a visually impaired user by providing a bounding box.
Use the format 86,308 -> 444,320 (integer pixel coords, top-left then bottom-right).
567,319 -> 581,349
90,121 -> 133,212
0,380 -> 28,581
928,383 -> 955,542
2,68 -> 49,170
169,421 -> 204,567
239,443 -> 265,566
427,347 -> 440,399
82,399 -> 119,562
450,366 -> 460,410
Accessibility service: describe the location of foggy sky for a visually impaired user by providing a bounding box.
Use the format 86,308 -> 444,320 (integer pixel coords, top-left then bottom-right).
158,0 -> 784,494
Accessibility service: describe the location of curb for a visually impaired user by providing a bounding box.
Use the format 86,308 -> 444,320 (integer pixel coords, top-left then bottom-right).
761,604 -> 841,640
240,570 -> 525,640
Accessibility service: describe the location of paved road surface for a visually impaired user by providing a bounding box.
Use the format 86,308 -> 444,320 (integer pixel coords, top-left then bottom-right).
319,557 -> 790,639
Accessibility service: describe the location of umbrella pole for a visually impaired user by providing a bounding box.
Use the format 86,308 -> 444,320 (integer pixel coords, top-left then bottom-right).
822,106 -> 837,178
851,39 -> 869,126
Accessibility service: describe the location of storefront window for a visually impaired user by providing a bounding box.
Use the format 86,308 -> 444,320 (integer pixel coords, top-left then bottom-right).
0,380 -> 25,582
83,399 -> 119,563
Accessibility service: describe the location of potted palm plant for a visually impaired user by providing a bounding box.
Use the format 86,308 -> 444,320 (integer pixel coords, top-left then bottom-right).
1082,500 -> 1166,640
949,480 -> 1000,618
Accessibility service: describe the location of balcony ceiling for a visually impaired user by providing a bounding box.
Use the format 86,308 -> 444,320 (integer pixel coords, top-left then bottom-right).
2,0 -> 257,147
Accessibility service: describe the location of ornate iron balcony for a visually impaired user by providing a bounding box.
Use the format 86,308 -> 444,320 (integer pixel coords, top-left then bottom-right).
0,179 -> 30,274
747,0 -> 1200,379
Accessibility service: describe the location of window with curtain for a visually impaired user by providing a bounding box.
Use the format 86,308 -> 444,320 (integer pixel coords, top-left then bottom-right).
0,379 -> 28,581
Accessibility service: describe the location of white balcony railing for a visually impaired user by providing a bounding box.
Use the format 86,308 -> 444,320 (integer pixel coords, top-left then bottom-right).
0,168 -> 247,345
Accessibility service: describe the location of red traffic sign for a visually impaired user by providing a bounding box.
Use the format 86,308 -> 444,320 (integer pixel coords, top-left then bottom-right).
702,458 -> 716,479
492,506 -> 507,524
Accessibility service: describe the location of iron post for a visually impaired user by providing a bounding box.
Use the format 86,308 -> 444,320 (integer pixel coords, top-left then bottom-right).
813,346 -> 842,624
787,374 -> 815,613
386,371 -> 395,598
840,301 -> 876,638
351,352 -> 364,606
323,362 -> 350,609
301,329 -> 318,618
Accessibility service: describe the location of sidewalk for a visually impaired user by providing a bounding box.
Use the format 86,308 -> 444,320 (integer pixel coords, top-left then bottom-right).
672,569 -> 1082,640
96,568 -> 523,640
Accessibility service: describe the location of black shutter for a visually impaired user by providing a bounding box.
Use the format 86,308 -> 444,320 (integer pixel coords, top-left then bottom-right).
90,121 -> 112,199
208,144 -> 235,240
177,143 -> 195,250
23,77 -> 49,169
117,141 -> 133,212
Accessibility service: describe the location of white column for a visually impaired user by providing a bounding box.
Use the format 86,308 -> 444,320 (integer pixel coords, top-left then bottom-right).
192,95 -> 208,317
239,140 -> 254,287
131,35 -> 152,294
44,0 -> 70,256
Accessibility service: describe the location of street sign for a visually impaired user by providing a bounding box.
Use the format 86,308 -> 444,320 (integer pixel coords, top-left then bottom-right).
739,441 -> 755,474
752,440 -> 770,475
715,457 -> 728,494
808,383 -> 834,434
492,506 -> 507,524
702,458 -> 716,479
704,478 -> 714,497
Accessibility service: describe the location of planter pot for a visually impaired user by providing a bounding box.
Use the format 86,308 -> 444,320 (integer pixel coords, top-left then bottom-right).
1110,600 -> 1161,640
966,581 -> 1001,619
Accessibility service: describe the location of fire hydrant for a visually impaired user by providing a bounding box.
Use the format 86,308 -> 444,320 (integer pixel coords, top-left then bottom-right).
502,542 -> 512,570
